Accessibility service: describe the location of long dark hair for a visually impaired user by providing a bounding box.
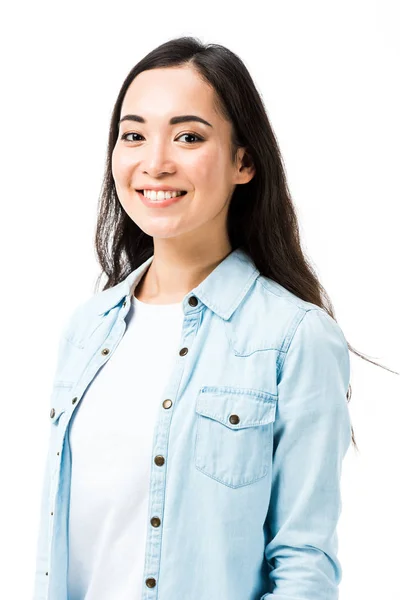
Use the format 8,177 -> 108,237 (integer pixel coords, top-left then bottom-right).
94,36 -> 399,450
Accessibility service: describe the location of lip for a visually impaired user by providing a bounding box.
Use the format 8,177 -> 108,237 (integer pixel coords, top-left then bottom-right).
137,189 -> 187,208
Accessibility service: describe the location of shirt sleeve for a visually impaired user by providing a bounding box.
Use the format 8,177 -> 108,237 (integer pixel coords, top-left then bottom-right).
261,308 -> 352,600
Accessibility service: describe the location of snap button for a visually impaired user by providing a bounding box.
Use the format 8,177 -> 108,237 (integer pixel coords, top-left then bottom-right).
72,397 -> 78,404
150,516 -> 161,527
229,414 -> 240,425
101,348 -> 110,355
162,399 -> 173,409
188,296 -> 198,306
154,455 -> 165,466
145,578 -> 156,588
50,408 -> 55,418
123,300 -> 126,307
179,347 -> 188,356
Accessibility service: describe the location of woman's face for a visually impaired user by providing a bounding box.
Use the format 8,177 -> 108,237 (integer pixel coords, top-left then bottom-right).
112,66 -> 252,246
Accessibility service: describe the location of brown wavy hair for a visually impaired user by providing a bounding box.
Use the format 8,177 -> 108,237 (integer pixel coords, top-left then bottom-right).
94,36 -> 399,450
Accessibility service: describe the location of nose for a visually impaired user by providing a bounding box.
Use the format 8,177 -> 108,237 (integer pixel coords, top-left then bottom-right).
141,140 -> 175,178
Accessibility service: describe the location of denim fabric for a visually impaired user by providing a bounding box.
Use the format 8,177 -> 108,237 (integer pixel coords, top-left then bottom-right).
32,247 -> 352,600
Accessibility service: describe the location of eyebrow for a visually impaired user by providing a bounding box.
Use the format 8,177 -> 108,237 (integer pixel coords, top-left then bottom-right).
117,114 -> 213,128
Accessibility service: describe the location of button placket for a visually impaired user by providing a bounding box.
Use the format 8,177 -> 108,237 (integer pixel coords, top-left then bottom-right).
144,297 -> 195,592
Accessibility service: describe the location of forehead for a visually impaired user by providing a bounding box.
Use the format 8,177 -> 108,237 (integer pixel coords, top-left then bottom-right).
120,66 -> 217,120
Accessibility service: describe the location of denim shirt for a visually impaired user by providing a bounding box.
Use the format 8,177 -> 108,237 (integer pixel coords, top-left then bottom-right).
32,247 -> 352,600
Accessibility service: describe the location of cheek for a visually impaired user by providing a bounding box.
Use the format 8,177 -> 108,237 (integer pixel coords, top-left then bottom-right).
111,146 -> 121,181
111,146 -> 134,183
190,151 -> 222,188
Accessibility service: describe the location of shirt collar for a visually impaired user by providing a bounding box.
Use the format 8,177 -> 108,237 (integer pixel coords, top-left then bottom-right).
93,247 -> 260,321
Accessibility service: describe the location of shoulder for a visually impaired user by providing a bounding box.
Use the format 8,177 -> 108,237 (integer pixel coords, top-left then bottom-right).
254,274 -> 348,354
59,291 -> 108,348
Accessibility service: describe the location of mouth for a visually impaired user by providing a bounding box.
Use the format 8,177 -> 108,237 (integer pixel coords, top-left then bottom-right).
136,189 -> 188,209
136,190 -> 188,197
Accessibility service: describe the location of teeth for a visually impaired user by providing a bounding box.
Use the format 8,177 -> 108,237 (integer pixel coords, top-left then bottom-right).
143,190 -> 185,200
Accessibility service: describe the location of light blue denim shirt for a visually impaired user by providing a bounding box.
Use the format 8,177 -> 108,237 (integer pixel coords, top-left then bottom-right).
32,247 -> 352,600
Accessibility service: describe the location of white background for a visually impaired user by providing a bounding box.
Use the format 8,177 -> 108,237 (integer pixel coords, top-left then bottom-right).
1,1 -> 399,598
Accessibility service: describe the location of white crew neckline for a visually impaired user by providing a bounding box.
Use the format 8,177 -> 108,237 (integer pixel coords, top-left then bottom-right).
133,294 -> 182,308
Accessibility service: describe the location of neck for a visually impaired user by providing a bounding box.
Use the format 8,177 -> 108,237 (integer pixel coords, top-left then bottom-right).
134,238 -> 233,304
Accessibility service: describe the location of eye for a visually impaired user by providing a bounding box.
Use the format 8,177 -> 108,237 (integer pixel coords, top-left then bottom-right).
120,132 -> 204,144
121,132 -> 143,142
176,133 -> 204,144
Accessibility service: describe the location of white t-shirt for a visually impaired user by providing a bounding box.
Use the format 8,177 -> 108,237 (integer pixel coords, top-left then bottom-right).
67,294 -> 184,600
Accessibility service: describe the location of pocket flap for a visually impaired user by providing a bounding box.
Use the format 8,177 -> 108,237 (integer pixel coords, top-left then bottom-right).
49,382 -> 73,424
195,386 -> 277,430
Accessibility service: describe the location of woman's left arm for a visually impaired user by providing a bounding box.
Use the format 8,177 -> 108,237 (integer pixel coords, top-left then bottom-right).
261,308 -> 352,600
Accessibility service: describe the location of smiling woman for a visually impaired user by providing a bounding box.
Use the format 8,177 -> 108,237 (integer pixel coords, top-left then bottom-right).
32,35 -> 397,600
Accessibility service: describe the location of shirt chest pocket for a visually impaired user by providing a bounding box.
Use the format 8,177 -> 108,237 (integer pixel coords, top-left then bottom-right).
194,386 -> 277,489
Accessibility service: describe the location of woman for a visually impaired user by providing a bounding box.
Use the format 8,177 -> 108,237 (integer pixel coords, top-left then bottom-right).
33,36 -> 391,600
